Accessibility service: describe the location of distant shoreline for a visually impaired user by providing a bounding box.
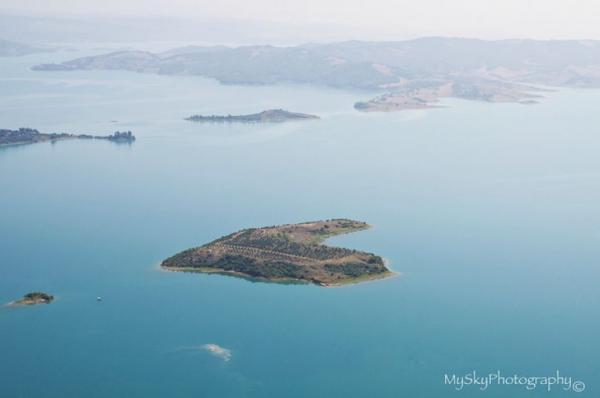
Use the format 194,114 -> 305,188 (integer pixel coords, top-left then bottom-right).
30,38 -> 596,113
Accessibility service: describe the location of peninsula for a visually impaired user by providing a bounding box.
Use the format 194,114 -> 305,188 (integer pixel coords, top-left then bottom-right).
354,79 -> 544,112
185,109 -> 319,123
9,292 -> 54,306
0,128 -> 135,147
161,219 -> 393,286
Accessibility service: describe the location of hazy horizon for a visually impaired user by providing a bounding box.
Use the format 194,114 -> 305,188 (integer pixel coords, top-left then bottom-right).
1,0 -> 600,42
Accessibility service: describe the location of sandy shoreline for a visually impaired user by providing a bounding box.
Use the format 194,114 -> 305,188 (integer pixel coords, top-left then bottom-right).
3,296 -> 58,308
322,258 -> 400,288
156,260 -> 399,288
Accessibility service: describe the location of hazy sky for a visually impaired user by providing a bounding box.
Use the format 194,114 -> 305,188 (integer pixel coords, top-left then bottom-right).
2,0 -> 600,39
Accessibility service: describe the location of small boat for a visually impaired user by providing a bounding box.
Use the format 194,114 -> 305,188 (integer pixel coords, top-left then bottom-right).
96,296 -> 102,301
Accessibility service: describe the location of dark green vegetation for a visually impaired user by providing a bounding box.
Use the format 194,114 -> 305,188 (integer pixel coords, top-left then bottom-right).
32,38 -> 600,110
185,109 -> 319,123
162,219 -> 393,286
0,128 -> 135,147
12,292 -> 54,306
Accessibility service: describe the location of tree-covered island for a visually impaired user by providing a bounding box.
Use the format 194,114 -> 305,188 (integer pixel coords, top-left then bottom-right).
161,219 -> 394,286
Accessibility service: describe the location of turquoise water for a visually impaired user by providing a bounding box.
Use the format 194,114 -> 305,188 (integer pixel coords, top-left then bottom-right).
1,50 -> 599,397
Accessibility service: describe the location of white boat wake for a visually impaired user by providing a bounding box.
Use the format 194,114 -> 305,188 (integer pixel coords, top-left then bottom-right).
201,344 -> 232,362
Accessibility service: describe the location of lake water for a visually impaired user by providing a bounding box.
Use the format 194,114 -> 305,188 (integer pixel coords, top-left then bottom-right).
1,49 -> 599,397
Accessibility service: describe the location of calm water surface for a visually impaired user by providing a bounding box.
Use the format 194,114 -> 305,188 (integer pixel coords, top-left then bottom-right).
1,49 -> 599,397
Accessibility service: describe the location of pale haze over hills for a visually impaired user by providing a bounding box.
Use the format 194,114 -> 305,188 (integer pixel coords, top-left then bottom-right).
3,1 -> 600,111
30,38 -> 600,111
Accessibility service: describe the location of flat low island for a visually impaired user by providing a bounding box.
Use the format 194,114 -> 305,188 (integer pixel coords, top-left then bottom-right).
161,219 -> 393,286
185,109 -> 319,123
8,292 -> 54,306
0,128 -> 135,147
